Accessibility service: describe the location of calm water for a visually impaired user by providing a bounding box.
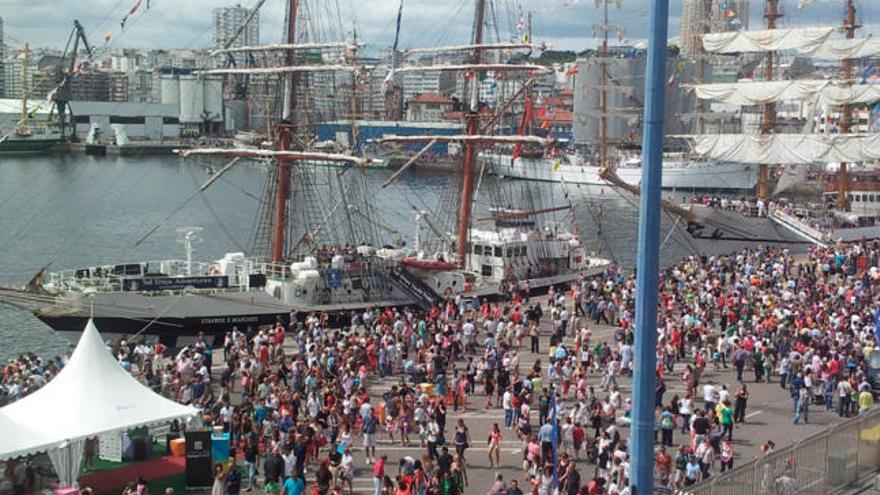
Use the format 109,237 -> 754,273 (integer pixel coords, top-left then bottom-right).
0,154 -> 699,360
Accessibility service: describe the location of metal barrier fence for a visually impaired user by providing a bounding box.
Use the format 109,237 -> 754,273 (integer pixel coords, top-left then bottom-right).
679,407 -> 880,495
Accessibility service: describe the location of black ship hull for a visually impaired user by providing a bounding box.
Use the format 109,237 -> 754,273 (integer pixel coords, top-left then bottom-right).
17,265 -> 610,348
36,312 -> 285,348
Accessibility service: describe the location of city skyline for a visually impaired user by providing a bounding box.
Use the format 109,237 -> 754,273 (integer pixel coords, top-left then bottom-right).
1,0 -> 878,54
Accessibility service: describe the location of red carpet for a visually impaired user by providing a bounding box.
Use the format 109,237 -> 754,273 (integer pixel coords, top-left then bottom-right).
78,456 -> 185,493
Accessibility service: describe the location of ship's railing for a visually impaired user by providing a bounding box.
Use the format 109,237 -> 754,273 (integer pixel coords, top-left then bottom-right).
772,209 -> 831,248
679,406 -> 880,495
45,258 -> 252,293
43,254 -> 405,294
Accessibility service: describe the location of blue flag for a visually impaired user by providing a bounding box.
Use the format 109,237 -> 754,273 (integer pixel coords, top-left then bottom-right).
381,0 -> 405,94
860,61 -> 876,84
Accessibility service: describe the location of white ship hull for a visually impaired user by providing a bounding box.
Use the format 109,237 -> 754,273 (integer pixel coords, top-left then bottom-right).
483,154 -> 759,191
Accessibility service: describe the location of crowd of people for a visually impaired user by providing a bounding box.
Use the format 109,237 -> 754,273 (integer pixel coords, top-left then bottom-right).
1,241 -> 878,495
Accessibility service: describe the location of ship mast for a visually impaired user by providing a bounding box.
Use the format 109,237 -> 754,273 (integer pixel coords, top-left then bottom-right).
837,0 -> 857,211
18,44 -> 30,137
592,0 -> 622,168
271,0 -> 299,263
696,0 -> 712,135
758,0 -> 781,200
456,0 -> 486,268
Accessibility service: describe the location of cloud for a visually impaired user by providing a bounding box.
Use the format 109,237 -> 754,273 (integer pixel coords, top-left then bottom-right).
1,0 -> 878,52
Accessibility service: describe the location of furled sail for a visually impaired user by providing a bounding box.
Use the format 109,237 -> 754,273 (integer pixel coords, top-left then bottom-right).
806,37 -> 880,60
703,28 -> 880,60
688,80 -> 880,106
703,27 -> 835,53
686,134 -> 880,164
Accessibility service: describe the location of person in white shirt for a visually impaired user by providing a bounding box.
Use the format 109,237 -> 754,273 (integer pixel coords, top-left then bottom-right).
702,383 -> 717,413
502,389 -> 514,428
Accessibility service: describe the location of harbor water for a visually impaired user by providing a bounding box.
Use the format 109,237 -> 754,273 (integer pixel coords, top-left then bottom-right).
0,154 -> 710,361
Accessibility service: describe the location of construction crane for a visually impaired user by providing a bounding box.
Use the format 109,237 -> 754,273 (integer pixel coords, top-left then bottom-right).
53,20 -> 93,140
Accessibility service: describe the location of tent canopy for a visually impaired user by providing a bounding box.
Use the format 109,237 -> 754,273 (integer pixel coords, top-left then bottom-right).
0,319 -> 198,460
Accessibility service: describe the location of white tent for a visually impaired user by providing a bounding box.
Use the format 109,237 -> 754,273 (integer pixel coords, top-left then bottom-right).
0,320 -> 198,487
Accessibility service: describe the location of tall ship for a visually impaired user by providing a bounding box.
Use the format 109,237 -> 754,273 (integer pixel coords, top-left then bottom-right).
0,45 -> 64,154
0,0 -> 609,347
481,0 -> 759,192
677,0 -> 880,210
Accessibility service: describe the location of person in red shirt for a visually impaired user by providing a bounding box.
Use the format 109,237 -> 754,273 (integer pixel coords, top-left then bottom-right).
259,345 -> 269,365
828,357 -> 840,378
572,423 -> 585,459
373,455 -> 387,495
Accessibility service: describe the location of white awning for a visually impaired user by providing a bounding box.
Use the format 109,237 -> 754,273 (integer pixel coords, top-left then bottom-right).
687,133 -> 880,164
689,80 -> 880,106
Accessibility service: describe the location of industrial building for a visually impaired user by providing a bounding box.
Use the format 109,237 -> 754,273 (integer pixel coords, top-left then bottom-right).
69,101 -> 180,141
157,70 -> 224,137
0,99 -> 179,142
680,0 -> 750,55
213,4 -> 259,66
0,16 -> 5,98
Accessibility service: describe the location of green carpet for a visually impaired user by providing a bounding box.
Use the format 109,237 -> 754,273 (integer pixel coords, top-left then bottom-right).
93,472 -> 186,495
94,465 -> 245,495
80,440 -> 169,476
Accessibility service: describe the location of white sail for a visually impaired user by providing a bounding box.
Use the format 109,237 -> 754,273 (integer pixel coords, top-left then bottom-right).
703,27 -> 835,53
195,64 -> 359,76
402,42 -> 546,56
687,134 -> 880,164
209,42 -> 357,56
703,28 -> 880,60
394,63 -> 551,74
806,36 -> 880,60
689,80 -> 880,106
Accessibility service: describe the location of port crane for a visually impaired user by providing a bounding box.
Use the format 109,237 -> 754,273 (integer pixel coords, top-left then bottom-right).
53,20 -> 93,140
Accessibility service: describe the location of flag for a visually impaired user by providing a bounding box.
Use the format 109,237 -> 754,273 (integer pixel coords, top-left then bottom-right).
860,61 -> 876,84
121,0 -> 143,29
391,0 -> 404,53
541,119 -> 550,130
382,0 -> 404,94
870,102 -> 880,132
380,69 -> 395,94
565,64 -> 579,76
104,31 -> 113,47
516,16 -> 525,32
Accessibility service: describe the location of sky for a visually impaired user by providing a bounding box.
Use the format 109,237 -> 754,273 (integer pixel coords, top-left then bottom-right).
1,0 -> 878,54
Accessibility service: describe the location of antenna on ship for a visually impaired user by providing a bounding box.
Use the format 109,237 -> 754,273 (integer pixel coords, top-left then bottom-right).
177,227 -> 204,276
